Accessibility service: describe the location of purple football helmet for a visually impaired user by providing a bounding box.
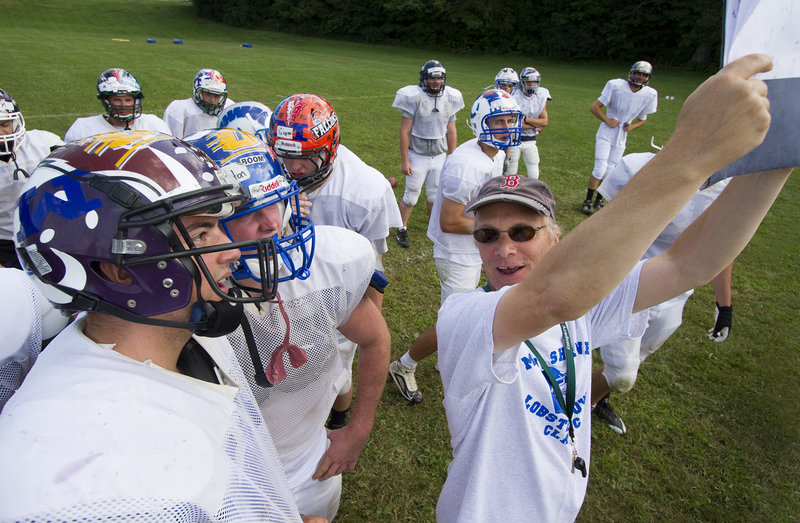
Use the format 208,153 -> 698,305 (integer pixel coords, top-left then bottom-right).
14,130 -> 278,336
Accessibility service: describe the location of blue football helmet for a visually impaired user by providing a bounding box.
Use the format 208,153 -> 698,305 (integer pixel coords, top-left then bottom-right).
184,128 -> 315,288
419,59 -> 446,96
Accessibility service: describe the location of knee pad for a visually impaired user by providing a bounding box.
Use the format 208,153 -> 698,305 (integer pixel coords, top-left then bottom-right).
603,368 -> 638,394
402,187 -> 421,207
600,339 -> 642,393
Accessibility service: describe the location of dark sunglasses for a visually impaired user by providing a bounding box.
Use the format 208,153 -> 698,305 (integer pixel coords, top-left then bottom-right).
473,224 -> 546,244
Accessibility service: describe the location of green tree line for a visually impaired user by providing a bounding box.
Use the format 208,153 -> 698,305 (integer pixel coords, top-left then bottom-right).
194,0 -> 723,68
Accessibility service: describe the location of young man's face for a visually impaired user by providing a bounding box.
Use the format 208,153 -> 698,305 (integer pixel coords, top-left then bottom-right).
475,201 -> 558,291
179,214 -> 241,302
224,205 -> 283,243
425,76 -> 444,92
280,157 -> 318,180
106,94 -> 136,116
200,90 -> 223,105
487,113 -> 518,143
630,72 -> 649,88
0,120 -> 14,136
497,82 -> 515,94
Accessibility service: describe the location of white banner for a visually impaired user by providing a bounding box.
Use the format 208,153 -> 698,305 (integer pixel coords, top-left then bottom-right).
708,0 -> 799,184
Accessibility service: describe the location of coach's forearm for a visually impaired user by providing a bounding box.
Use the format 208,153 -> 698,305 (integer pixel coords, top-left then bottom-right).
636,167 -> 792,311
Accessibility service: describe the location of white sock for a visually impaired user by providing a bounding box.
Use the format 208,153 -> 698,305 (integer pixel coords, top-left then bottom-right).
399,352 -> 417,370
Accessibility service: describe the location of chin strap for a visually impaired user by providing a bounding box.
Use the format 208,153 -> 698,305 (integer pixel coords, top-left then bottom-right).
8,151 -> 30,180
188,297 -> 245,337
61,285 -> 245,338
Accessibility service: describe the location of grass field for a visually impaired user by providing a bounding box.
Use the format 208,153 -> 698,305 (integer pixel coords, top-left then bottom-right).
5,1 -> 799,521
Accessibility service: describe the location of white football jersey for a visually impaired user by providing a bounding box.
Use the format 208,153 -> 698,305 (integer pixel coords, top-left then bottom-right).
0,316 -> 301,522
64,114 -> 171,142
512,87 -> 551,137
599,152 -> 730,260
595,79 -> 657,146
392,85 -> 464,140
226,226 -> 374,485
163,97 -> 236,138
0,268 -> 69,414
0,129 -> 63,240
427,138 -> 505,264
306,145 -> 402,254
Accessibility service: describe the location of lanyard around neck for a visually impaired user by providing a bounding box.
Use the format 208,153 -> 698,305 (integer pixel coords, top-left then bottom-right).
524,323 -> 576,441
483,283 -> 577,441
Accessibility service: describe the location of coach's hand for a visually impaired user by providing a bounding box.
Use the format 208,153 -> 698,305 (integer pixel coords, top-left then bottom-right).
667,53 -> 772,177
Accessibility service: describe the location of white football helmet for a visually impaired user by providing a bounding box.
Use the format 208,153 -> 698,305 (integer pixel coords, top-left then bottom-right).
217,101 -> 272,144
519,67 -> 541,95
494,68 -> 519,93
629,61 -> 653,88
468,89 -> 523,150
193,69 -> 228,116
96,68 -> 143,124
0,88 -> 25,155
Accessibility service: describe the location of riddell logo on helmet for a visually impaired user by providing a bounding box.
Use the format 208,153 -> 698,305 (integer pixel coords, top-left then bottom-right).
252,178 -> 283,198
310,113 -> 338,139
275,139 -> 301,153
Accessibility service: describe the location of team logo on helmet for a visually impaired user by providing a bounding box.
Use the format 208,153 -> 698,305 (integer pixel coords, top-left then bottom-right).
217,101 -> 272,143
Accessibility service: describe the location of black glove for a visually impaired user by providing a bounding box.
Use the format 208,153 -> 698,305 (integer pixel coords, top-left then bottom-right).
707,302 -> 732,342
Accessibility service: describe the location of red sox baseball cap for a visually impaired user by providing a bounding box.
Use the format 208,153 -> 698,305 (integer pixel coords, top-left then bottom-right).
466,174 -> 555,217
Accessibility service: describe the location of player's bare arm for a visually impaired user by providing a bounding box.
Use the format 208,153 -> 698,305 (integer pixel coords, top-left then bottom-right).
313,294 -> 390,481
523,106 -> 548,130
591,100 -> 618,128
399,116 -> 413,176
439,197 -> 474,234
446,120 -> 458,154
492,53 -> 774,351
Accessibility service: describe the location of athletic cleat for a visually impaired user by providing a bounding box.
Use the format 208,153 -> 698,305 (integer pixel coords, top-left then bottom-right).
593,198 -> 605,211
389,360 -> 423,404
581,199 -> 594,216
593,395 -> 626,435
396,228 -> 410,248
